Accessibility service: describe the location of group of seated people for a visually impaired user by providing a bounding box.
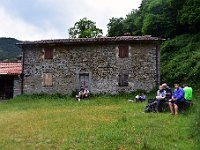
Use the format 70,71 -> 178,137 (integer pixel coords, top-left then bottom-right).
155,83 -> 192,115
76,88 -> 90,101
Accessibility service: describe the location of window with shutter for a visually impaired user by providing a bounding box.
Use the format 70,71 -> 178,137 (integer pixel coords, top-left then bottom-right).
118,73 -> 129,86
44,48 -> 53,59
118,46 -> 129,58
43,73 -> 53,87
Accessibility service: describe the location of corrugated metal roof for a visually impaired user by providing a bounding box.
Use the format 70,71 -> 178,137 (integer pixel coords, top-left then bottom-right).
0,63 -> 22,75
17,36 -> 164,46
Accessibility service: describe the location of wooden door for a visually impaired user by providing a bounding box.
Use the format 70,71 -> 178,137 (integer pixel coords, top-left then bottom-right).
79,73 -> 89,89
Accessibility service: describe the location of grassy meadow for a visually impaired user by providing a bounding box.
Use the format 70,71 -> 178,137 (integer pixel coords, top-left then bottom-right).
0,91 -> 199,150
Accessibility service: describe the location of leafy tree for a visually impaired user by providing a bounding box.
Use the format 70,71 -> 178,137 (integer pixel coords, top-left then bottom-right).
141,0 -> 176,37
106,0 -> 199,38
69,18 -> 103,38
178,0 -> 200,33
123,10 -> 138,35
107,17 -> 125,36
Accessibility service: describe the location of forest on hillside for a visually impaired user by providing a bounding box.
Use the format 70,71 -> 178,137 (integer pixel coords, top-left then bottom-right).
0,38 -> 21,61
107,0 -> 200,85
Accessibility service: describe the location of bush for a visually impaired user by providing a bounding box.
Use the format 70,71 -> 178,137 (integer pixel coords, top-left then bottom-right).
161,33 -> 200,86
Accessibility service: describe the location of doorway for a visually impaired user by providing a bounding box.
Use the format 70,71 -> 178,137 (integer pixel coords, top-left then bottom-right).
0,75 -> 14,100
79,73 -> 90,89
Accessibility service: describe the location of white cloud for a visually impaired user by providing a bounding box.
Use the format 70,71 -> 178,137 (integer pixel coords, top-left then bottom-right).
0,0 -> 142,41
0,6 -> 63,41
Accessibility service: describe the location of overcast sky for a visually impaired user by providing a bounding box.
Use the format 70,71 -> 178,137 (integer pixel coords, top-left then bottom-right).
0,0 -> 142,41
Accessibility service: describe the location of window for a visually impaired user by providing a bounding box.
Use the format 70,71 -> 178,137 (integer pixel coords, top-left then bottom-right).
118,73 -> 129,86
44,48 -> 53,59
43,73 -> 53,87
118,45 -> 129,58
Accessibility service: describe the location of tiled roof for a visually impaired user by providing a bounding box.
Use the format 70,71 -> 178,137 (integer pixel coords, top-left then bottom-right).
17,36 -> 163,46
0,63 -> 22,75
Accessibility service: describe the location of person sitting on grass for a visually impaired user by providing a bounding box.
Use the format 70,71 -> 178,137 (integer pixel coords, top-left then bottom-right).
76,88 -> 90,101
84,88 -> 90,98
162,83 -> 172,100
155,85 -> 166,112
183,84 -> 193,106
169,83 -> 185,115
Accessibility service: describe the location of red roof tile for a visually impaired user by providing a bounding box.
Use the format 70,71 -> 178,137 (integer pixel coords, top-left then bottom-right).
0,63 -> 22,75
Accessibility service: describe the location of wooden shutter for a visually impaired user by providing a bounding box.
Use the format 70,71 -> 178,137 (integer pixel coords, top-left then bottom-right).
44,48 -> 53,59
118,73 -> 129,86
123,74 -> 129,86
118,46 -> 129,58
43,73 -> 53,87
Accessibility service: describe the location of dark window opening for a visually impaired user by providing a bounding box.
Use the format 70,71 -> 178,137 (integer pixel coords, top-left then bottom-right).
118,74 -> 129,86
118,45 -> 129,58
44,48 -> 53,59
0,76 -> 14,99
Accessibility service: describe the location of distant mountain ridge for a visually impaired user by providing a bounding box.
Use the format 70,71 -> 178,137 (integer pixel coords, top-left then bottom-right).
0,38 -> 21,61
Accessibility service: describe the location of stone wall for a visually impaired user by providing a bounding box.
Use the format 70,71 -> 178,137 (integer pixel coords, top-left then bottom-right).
13,76 -> 21,97
22,42 -> 160,94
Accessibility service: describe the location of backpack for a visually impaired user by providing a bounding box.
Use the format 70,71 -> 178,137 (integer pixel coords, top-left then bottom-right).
144,99 -> 157,113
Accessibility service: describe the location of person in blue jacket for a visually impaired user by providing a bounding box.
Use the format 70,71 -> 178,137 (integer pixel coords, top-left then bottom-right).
168,83 -> 185,115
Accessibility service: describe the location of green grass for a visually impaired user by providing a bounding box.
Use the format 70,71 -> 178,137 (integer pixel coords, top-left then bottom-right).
0,91 -> 199,150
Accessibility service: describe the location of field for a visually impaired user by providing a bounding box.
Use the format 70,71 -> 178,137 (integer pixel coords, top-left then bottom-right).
0,91 -> 199,150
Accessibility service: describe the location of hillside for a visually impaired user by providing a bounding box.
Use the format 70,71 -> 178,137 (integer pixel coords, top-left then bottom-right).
161,33 -> 200,85
0,38 -> 21,61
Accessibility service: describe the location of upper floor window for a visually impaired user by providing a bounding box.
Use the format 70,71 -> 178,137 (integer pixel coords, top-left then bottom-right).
44,48 -> 53,59
118,45 -> 129,58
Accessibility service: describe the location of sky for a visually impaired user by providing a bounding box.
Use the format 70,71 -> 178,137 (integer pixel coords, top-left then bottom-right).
0,0 -> 142,41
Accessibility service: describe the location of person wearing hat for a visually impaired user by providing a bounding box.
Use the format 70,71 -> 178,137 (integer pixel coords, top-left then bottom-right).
162,83 -> 172,100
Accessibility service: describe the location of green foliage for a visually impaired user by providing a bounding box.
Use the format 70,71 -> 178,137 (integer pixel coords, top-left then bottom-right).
107,10 -> 142,37
107,17 -> 125,36
0,38 -> 21,61
107,0 -> 199,38
178,0 -> 200,32
0,92 -> 199,149
123,10 -> 138,35
69,18 -> 103,38
190,89 -> 200,149
141,0 -> 176,37
161,33 -> 200,85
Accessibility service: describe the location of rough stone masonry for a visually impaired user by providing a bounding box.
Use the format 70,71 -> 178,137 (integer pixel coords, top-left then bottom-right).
18,36 -> 162,95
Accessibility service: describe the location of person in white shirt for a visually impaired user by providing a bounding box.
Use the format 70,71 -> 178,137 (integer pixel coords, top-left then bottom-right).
76,88 -> 90,101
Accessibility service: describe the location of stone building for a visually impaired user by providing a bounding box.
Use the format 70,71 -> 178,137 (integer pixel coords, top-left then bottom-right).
18,36 -> 162,95
0,62 -> 22,99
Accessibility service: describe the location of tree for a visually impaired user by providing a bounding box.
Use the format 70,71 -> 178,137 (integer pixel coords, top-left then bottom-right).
178,0 -> 200,33
107,17 -> 125,37
69,18 -> 103,38
123,10 -> 138,35
141,0 -> 176,37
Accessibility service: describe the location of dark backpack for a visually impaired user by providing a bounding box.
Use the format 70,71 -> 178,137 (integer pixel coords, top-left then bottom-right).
145,99 -> 157,113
